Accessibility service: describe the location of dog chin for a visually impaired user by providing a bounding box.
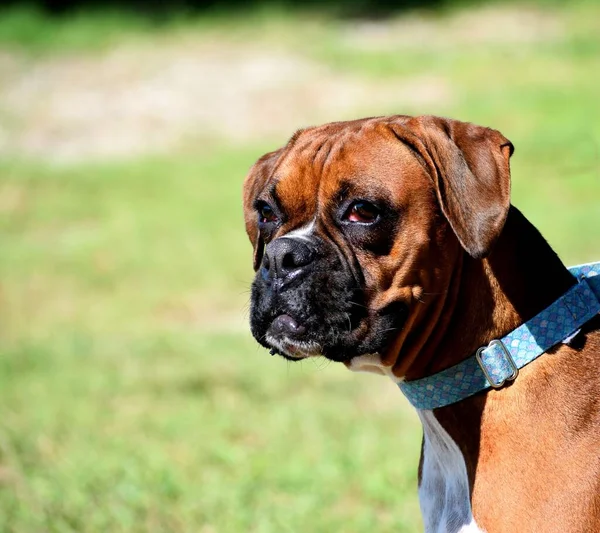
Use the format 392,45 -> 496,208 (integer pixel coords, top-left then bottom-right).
265,334 -> 322,360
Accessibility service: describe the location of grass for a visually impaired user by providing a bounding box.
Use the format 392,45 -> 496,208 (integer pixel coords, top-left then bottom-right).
1,1 -> 600,532
0,331 -> 421,532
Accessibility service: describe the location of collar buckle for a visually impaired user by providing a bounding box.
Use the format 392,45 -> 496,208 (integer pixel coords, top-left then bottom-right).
475,339 -> 519,389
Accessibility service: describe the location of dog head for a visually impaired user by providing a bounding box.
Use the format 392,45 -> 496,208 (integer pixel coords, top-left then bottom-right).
243,116 -> 513,376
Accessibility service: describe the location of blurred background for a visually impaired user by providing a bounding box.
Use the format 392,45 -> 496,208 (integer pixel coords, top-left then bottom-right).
1,0 -> 599,531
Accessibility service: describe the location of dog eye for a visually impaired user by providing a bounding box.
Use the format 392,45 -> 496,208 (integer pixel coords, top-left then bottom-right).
345,201 -> 380,223
257,202 -> 278,224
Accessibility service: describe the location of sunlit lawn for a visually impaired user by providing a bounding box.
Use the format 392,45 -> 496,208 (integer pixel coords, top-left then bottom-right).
1,2 -> 600,532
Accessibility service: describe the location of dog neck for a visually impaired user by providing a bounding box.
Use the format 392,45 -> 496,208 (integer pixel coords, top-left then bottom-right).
399,205 -> 576,381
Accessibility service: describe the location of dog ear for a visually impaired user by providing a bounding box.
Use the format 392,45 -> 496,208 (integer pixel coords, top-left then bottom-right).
243,149 -> 282,271
398,116 -> 514,259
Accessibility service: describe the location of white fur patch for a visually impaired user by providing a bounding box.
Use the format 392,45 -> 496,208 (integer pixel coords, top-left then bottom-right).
418,410 -> 484,533
284,219 -> 316,243
346,353 -> 403,382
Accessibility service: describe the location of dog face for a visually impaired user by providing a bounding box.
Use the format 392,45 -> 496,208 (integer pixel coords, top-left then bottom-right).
243,116 -> 513,372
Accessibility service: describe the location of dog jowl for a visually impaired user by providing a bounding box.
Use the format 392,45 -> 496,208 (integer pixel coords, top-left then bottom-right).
248,216 -> 408,362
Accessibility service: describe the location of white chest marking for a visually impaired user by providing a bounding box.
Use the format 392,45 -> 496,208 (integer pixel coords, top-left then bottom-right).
418,410 -> 484,533
346,353 -> 403,381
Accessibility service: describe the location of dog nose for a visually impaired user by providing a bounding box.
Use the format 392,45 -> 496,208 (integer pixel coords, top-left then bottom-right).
264,237 -> 315,280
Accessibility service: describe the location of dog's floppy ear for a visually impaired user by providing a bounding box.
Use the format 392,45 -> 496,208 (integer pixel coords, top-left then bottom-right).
243,149 -> 282,271
398,116 -> 514,259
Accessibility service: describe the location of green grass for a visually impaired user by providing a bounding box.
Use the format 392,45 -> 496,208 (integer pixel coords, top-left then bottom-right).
0,331 -> 421,532
1,1 -> 600,532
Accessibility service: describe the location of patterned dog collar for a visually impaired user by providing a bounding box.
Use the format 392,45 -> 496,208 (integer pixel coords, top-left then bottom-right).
399,262 -> 600,410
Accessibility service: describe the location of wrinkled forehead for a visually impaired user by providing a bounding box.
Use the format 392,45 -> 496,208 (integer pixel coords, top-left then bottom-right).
271,120 -> 424,227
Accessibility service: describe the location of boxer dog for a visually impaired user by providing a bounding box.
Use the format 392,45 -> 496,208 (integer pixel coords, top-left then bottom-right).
242,115 -> 600,533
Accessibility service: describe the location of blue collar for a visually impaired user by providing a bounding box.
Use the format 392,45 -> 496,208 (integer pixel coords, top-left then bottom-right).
399,262 -> 600,410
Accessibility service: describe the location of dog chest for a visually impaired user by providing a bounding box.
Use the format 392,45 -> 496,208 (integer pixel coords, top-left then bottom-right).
418,410 -> 485,533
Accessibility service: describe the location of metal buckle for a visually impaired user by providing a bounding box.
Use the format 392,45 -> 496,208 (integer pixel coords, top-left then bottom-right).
475,339 -> 519,389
